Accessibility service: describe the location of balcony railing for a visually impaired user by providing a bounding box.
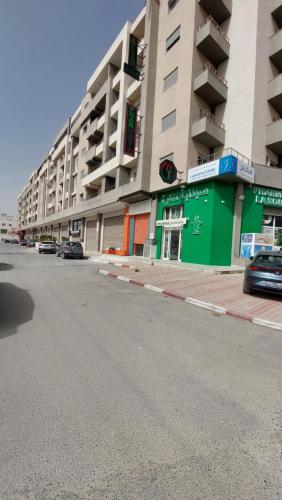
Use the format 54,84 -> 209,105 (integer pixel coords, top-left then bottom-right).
198,15 -> 230,44
194,62 -> 227,86
193,109 -> 225,130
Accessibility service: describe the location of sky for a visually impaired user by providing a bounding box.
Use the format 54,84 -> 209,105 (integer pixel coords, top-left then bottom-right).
0,0 -> 144,216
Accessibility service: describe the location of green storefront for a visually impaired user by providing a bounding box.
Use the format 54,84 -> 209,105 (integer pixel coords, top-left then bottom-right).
155,181 -> 235,266
242,186 -> 282,247
155,182 -> 282,266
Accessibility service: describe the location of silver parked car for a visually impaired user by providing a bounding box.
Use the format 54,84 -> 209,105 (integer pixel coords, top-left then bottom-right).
38,241 -> 56,254
56,241 -> 83,259
243,251 -> 282,295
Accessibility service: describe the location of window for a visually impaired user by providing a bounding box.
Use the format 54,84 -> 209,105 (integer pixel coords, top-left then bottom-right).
2,223 -> 6,226
161,110 -> 176,132
1,229 -> 8,234
163,67 -> 178,91
168,0 -> 180,12
262,214 -> 282,246
83,125 -> 87,135
166,26 -> 180,51
164,206 -> 183,220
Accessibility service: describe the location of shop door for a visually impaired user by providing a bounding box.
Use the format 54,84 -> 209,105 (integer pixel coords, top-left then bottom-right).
163,229 -> 181,261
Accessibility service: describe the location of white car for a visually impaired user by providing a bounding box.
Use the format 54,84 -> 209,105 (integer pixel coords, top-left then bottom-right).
38,241 -> 56,254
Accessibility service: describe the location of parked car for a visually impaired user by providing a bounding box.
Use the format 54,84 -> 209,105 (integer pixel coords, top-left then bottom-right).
243,251 -> 282,295
20,240 -> 28,246
27,240 -> 36,247
56,241 -> 83,259
10,239 -> 19,244
38,241 -> 56,254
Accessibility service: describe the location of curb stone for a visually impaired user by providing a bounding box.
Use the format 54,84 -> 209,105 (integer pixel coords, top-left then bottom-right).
98,269 -> 282,332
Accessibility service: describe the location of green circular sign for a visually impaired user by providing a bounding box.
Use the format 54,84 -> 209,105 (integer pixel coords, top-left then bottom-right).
159,159 -> 177,184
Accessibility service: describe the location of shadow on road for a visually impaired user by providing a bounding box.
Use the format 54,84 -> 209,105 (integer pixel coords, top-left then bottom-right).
0,283 -> 34,338
0,263 -> 13,271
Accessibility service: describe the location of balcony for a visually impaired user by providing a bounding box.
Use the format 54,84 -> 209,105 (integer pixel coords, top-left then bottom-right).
48,200 -> 55,209
266,119 -> 282,155
194,64 -> 227,106
86,119 -> 104,143
196,16 -> 230,66
80,79 -> 108,122
82,156 -> 118,187
191,109 -> 225,148
269,29 -> 282,71
126,79 -> 141,102
111,100 -> 120,120
272,1 -> 282,28
112,70 -> 121,91
268,74 -> 282,113
85,142 -> 104,166
198,0 -> 232,24
73,144 -> 79,157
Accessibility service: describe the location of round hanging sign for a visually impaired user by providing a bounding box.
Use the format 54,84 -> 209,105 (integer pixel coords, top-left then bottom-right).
159,159 -> 177,184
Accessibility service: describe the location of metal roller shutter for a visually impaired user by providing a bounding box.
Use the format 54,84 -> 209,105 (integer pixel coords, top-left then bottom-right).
103,215 -> 124,250
86,220 -> 97,251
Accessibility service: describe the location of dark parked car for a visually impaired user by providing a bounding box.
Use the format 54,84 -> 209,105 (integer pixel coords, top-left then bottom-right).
38,241 -> 56,254
243,251 -> 282,295
27,240 -> 36,247
10,239 -> 19,244
57,241 -> 83,259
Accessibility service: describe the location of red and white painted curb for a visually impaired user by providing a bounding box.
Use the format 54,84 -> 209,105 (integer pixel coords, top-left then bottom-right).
98,268 -> 282,332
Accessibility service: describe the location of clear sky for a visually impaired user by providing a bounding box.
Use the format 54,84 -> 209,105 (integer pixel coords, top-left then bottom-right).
0,0 -> 144,216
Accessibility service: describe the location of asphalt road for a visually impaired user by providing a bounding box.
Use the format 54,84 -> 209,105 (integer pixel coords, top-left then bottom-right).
0,243 -> 282,500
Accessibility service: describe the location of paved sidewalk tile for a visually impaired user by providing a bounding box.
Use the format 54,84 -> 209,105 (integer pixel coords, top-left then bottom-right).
99,263 -> 282,325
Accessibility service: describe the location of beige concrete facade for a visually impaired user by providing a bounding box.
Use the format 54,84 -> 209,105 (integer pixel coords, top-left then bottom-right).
18,7 -> 154,251
149,0 -> 282,192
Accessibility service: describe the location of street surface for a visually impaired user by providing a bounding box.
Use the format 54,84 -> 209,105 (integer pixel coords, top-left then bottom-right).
0,243 -> 282,499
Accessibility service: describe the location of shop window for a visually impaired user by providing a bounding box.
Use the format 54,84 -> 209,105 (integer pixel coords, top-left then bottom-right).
164,205 -> 183,220
262,214 -> 282,246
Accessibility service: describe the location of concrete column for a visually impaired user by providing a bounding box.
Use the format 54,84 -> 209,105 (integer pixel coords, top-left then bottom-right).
231,183 -> 245,261
148,197 -> 157,239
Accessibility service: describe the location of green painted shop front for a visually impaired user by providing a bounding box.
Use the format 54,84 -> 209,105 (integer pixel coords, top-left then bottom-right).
155,181 -> 235,266
241,186 -> 282,247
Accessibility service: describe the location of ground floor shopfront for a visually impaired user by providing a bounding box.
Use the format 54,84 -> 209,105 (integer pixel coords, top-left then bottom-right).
29,199 -> 152,257
155,182 -> 282,266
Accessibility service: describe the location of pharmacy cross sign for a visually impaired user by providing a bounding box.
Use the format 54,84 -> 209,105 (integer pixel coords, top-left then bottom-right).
191,215 -> 203,235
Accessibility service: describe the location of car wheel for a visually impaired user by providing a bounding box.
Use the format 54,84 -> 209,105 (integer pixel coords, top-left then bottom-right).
243,284 -> 252,294
79,255 -> 83,260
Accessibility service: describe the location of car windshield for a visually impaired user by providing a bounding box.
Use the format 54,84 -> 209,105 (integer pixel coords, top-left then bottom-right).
253,254 -> 282,267
42,241 -> 54,245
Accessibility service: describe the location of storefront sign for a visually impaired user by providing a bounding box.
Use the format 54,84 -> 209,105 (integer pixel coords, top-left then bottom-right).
124,103 -> 137,156
160,187 -> 208,205
188,155 -> 255,184
156,217 -> 188,229
254,186 -> 282,208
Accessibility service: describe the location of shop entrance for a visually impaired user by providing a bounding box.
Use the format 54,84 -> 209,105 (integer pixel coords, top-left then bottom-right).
163,229 -> 181,260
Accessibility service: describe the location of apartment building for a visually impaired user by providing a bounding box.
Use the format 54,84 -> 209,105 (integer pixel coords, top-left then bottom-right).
18,0 -> 282,265
18,5 -> 157,256
0,213 -> 17,240
150,0 -> 282,265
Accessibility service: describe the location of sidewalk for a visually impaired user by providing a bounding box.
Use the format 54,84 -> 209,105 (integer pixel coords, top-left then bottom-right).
95,258 -> 282,331
88,253 -> 245,275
